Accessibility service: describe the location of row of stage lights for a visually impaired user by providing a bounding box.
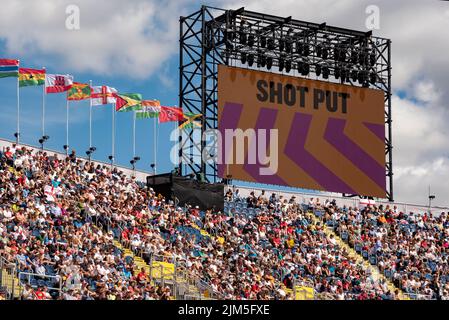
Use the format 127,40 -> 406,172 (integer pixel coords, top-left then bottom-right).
225,26 -> 379,86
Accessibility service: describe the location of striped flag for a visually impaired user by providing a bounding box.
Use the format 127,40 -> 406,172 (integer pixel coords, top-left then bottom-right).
91,86 -> 117,105
19,68 -> 46,87
136,100 -> 161,119
0,59 -> 19,78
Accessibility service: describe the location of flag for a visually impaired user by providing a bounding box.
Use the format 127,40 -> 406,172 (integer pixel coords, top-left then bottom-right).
136,108 -> 161,119
46,74 -> 74,93
91,86 -> 117,105
0,59 -> 19,78
44,185 -> 56,202
178,112 -> 202,129
67,82 -> 92,100
159,106 -> 184,123
136,100 -> 161,119
116,93 -> 142,112
142,99 -> 160,107
19,68 -> 46,87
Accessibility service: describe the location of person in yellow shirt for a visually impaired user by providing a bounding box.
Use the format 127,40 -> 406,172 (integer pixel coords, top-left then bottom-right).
286,237 -> 295,249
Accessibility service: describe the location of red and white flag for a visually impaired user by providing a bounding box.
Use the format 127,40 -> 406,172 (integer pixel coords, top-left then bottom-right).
45,74 -> 74,93
91,85 -> 118,106
159,106 -> 184,123
44,185 -> 56,202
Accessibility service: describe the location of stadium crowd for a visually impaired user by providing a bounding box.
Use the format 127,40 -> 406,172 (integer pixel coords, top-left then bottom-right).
2,143 -> 446,300
311,199 -> 449,299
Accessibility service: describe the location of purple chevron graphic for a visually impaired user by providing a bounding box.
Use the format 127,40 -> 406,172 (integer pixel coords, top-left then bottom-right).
364,122 -> 385,142
243,108 -> 287,185
284,113 -> 356,194
217,102 -> 243,177
325,118 -> 385,191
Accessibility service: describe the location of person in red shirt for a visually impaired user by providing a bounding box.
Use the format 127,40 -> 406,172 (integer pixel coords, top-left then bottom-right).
137,267 -> 148,285
34,286 -> 50,300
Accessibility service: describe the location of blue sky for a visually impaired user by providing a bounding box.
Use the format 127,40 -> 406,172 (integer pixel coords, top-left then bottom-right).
2,0 -> 449,206
0,40 -> 180,174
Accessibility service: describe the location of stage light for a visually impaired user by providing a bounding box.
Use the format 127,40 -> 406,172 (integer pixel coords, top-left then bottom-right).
267,38 -> 275,50
63,145 -> 69,150
239,20 -> 246,45
316,44 -> 323,58
247,53 -> 254,66
257,54 -> 266,68
134,156 -> 141,161
369,72 -> 377,84
358,70 -> 367,84
296,41 -> 303,55
322,66 -> 330,79
315,64 -> 322,76
303,44 -> 310,56
108,155 -> 114,161
241,52 -> 247,64
351,69 -> 358,82
334,66 -> 341,79
39,138 -> 44,144
279,57 -> 285,72
279,39 -> 285,52
248,34 -> 255,47
341,68 -> 349,82
359,49 -> 367,66
369,51 -> 376,66
285,59 -> 291,73
298,61 -> 309,76
266,56 -> 273,70
260,35 -> 267,48
351,49 -> 358,64
286,41 -> 292,54
322,46 -> 329,59
240,33 -> 247,45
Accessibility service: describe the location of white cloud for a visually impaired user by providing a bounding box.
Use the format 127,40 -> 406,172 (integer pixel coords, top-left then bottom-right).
2,0 -> 449,206
0,0 -> 193,79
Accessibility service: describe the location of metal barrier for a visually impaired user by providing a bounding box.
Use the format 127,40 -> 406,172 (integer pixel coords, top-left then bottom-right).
18,272 -> 63,298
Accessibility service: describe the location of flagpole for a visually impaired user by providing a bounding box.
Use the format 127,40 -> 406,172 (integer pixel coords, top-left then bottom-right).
133,110 -> 136,158
42,67 -> 46,138
153,116 -> 157,175
89,80 -> 92,149
16,59 -> 20,145
112,103 -> 115,165
66,99 -> 69,156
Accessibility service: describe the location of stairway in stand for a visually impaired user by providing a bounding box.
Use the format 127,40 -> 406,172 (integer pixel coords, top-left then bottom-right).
0,267 -> 21,299
308,212 -> 409,300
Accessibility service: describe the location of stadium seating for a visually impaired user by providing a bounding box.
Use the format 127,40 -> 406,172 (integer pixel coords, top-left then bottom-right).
1,143 -> 446,300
